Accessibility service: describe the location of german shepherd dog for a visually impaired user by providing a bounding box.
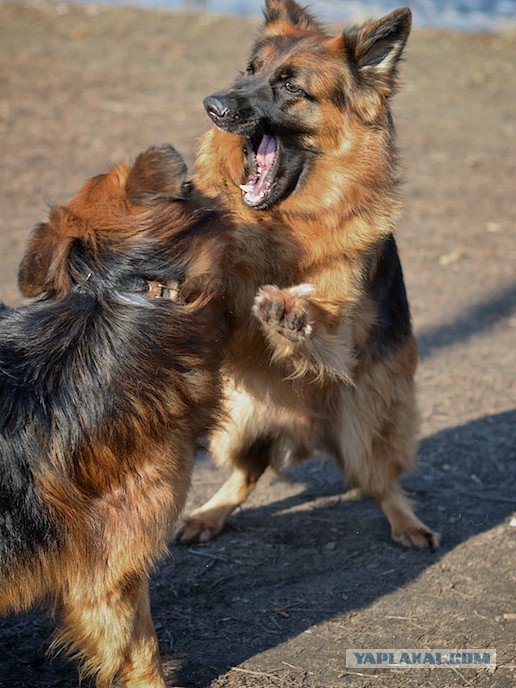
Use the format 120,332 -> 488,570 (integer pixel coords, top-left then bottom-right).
178,0 -> 439,549
1,145 -> 231,686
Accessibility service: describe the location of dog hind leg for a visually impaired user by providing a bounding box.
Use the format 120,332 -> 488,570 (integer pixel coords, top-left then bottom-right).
176,434 -> 272,543
335,367 -> 439,550
176,381 -> 311,542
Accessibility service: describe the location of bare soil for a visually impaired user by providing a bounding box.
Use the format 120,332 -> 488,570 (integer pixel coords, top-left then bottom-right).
0,3 -> 515,687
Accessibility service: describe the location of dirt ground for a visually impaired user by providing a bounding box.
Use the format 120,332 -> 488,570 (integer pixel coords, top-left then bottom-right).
0,2 -> 515,687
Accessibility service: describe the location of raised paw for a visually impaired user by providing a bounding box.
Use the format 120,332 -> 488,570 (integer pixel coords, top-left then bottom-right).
253,284 -> 315,343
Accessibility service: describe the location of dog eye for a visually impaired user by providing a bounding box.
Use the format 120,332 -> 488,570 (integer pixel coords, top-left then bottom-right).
285,81 -> 304,96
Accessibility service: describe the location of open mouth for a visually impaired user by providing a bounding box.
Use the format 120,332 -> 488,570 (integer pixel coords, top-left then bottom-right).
239,134 -> 279,209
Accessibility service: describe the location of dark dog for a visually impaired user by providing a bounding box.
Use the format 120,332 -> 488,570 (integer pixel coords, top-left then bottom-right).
2,145 -> 230,686
179,0 -> 438,549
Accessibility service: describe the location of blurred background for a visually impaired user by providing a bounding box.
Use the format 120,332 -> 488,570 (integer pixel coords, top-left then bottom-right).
11,0 -> 516,30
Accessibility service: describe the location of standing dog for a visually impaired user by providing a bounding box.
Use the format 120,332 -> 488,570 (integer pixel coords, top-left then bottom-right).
2,145 -> 230,686
178,0 -> 438,549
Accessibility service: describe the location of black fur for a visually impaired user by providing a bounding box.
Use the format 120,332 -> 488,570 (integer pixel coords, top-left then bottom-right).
368,234 -> 413,359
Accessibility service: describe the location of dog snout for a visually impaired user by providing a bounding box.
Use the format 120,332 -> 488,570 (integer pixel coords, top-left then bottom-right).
204,89 -> 261,136
204,95 -> 230,122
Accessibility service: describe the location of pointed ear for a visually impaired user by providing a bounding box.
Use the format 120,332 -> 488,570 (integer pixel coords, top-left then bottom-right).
263,0 -> 321,31
346,7 -> 412,93
18,207 -> 85,297
125,144 -> 188,203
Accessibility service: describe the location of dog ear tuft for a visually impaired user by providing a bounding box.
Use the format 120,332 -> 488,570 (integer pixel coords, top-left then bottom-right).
343,7 -> 412,95
263,0 -> 321,31
125,144 -> 188,202
18,207 -> 85,298
333,7 -> 412,102
18,220 -> 54,297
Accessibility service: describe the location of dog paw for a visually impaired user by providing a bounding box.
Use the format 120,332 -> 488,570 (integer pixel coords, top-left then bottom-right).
174,515 -> 223,543
253,284 -> 315,343
393,526 -> 440,550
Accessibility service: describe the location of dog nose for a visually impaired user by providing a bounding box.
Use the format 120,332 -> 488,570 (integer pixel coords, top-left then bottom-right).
204,95 -> 229,121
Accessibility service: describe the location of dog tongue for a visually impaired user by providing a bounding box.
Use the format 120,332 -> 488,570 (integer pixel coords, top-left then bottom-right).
239,134 -> 277,205
256,134 -> 276,169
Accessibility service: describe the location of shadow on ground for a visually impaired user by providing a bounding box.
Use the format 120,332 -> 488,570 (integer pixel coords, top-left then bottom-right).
167,410 -> 515,687
418,283 -> 516,359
